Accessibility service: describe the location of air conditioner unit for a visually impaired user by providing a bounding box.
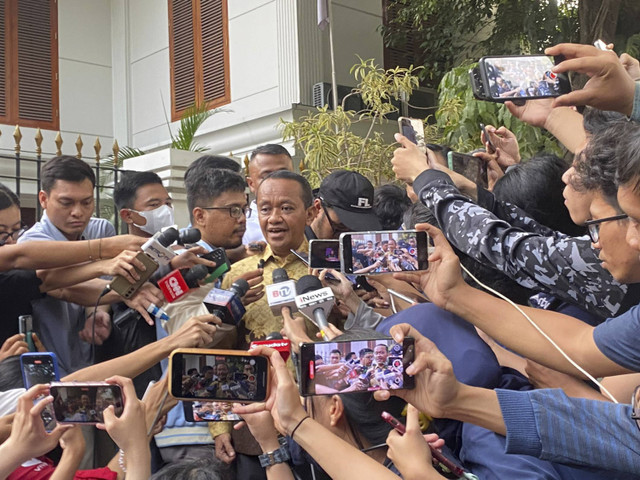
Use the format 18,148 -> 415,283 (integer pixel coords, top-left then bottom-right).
312,82 -> 365,112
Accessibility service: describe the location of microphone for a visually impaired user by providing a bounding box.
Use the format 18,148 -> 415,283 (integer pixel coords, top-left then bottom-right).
178,228 -> 201,245
157,264 -> 209,303
113,302 -> 169,328
141,227 -> 180,266
203,279 -> 250,325
265,268 -> 298,316
250,333 -> 291,362
294,275 -> 335,341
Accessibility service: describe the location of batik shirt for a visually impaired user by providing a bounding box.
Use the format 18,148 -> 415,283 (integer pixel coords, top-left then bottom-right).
413,169 -> 636,320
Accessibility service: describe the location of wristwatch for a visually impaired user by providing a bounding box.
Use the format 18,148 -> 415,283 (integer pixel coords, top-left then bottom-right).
258,437 -> 290,468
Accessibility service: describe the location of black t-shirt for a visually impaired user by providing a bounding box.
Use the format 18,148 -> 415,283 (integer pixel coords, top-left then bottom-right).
0,269 -> 44,344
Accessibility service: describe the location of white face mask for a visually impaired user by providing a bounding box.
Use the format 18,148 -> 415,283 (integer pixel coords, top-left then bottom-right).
131,204 -> 175,235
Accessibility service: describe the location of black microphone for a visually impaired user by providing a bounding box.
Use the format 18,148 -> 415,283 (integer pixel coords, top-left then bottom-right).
294,275 -> 335,341
178,228 -> 201,245
203,279 -> 250,325
265,332 -> 283,340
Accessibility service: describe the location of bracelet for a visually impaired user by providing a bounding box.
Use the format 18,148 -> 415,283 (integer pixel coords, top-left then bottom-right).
290,415 -> 310,440
87,239 -> 94,262
118,449 -> 126,473
258,437 -> 290,468
98,238 -> 103,260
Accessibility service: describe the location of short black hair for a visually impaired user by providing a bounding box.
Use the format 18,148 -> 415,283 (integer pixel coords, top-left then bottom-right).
330,349 -> 341,356
582,107 -> 627,135
374,184 -> 412,230
0,183 -> 19,211
187,169 -> 247,222
615,123 -> 640,193
185,155 -> 241,185
114,171 -> 164,210
259,170 -> 312,208
41,155 -> 96,193
359,347 -> 373,357
250,144 -> 291,162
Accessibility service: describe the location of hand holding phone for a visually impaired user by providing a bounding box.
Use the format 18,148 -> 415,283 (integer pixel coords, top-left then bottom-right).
50,382 -> 124,424
18,315 -> 36,352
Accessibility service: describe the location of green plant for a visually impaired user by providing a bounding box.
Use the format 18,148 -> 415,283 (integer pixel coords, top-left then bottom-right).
436,63 -> 564,158
170,102 -> 220,152
281,57 -> 423,188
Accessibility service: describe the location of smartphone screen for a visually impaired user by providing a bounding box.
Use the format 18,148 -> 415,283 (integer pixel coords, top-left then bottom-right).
50,383 -> 123,424
20,353 -> 59,388
309,240 -> 341,270
299,337 -> 414,396
170,350 -> 269,403
183,400 -> 241,422
340,230 -> 428,274
481,55 -> 570,100
398,117 -> 427,152
447,151 -> 488,188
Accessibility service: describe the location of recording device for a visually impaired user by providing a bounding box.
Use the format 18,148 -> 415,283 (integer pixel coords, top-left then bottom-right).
158,264 -> 209,303
18,315 -> 35,352
50,382 -> 124,424
265,268 -> 298,316
309,239 -> 341,270
381,411 -> 467,478
250,333 -> 292,363
471,55 -> 571,102
183,400 -> 241,422
398,117 -> 427,153
294,275 -> 335,341
203,279 -> 250,325
109,228 -> 183,299
447,151 -> 488,188
339,230 -> 429,274
169,348 -> 269,402
479,122 -> 495,153
298,337 -> 415,396
201,247 -> 231,284
113,302 -> 169,328
20,352 -> 60,387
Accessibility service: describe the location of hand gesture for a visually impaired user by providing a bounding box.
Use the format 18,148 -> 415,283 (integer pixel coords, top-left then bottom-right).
79,310 -> 111,345
479,125 -> 521,168
168,314 -> 219,349
392,133 -> 431,183
123,282 -> 166,325
170,246 -> 217,271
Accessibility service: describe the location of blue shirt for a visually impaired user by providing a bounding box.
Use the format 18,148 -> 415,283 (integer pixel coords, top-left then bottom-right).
18,211 -> 115,375
594,304 -> 640,371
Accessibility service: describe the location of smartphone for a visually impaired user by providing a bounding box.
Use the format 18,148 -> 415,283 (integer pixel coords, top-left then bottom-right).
21,352 -> 60,432
469,66 -> 490,101
18,315 -> 35,352
201,248 -> 231,284
298,337 -> 415,396
339,230 -> 428,275
108,252 -> 159,299
477,55 -> 571,102
381,411 -> 467,477
183,400 -> 241,422
593,39 -> 608,51
398,117 -> 427,152
50,382 -> 123,424
289,248 -> 309,266
447,151 -> 488,188
169,348 -> 269,403
479,123 -> 495,153
309,239 -> 341,269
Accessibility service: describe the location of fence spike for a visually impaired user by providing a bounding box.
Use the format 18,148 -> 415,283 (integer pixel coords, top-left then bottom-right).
75,135 -> 83,159
34,128 -> 43,156
55,132 -> 63,156
112,139 -> 120,168
243,154 -> 250,177
13,125 -> 22,154
94,137 -> 101,163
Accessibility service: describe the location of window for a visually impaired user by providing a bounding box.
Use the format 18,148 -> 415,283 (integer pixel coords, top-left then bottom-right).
0,0 -> 59,130
169,0 -> 230,121
381,0 -> 425,71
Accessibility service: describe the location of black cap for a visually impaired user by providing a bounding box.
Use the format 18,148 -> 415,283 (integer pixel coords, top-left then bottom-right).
318,170 -> 381,231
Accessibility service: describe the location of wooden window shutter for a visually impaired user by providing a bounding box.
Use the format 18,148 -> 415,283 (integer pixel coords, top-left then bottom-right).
169,0 -> 229,121
382,0 -> 423,70
0,0 -> 58,129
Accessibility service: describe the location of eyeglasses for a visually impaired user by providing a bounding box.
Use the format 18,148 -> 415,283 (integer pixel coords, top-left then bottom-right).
319,198 -> 349,235
584,214 -> 628,243
201,206 -> 250,219
631,384 -> 640,431
0,226 -> 26,246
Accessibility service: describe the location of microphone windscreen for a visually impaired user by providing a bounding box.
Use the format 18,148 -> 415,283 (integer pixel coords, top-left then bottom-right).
295,275 -> 322,295
157,227 -> 179,247
179,228 -> 201,244
265,331 -> 283,340
272,268 -> 289,283
185,264 -> 209,283
230,278 -> 250,297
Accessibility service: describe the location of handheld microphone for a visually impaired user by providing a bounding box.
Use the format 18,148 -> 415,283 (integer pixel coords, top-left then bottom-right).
265,268 -> 298,316
250,333 -> 291,362
141,227 -> 180,266
203,279 -> 250,325
178,228 -> 201,245
113,302 -> 170,328
158,264 -> 209,303
294,275 -> 334,341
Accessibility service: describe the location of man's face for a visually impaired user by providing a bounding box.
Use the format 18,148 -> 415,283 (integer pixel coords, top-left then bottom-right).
618,184 -> 640,257
310,199 -> 349,240
216,363 -> 229,378
247,154 -> 293,194
329,353 -> 341,364
39,179 -> 94,240
194,190 -> 247,249
257,178 -> 314,256
122,183 -> 172,237
374,345 -> 388,364
589,194 -> 640,283
361,352 -> 374,366
561,162 -> 593,225
81,395 -> 90,407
